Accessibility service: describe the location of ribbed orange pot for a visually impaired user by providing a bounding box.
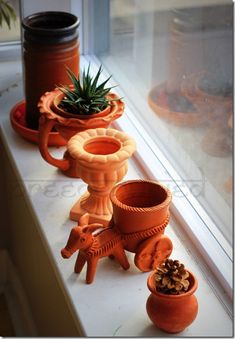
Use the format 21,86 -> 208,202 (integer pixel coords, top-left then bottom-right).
146,270 -> 198,333
110,180 -> 173,272
110,180 -> 172,243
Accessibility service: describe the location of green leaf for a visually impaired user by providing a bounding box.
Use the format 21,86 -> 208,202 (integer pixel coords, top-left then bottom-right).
66,67 -> 82,94
0,0 -> 16,29
58,63 -> 121,115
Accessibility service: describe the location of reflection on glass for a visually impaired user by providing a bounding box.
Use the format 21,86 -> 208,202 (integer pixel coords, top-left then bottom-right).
97,0 -> 233,243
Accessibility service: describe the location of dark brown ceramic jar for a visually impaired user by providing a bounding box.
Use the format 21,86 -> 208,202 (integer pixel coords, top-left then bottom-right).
22,11 -> 80,130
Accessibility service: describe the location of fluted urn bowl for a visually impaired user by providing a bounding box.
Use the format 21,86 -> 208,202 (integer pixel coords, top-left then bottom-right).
68,128 -> 136,225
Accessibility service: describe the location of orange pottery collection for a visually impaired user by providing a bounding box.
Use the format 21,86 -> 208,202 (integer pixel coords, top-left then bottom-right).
10,22 -> 199,329
146,270 -> 198,333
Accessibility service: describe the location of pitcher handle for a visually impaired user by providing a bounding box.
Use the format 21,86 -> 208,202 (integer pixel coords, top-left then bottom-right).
39,115 -> 70,171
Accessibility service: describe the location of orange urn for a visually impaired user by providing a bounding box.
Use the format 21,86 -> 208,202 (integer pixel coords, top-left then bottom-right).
66,128 -> 136,225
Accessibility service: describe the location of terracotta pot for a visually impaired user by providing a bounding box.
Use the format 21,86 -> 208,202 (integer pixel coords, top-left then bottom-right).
110,180 -> 173,271
22,11 -> 80,130
65,128 -> 136,225
38,89 -> 124,170
148,83 -> 207,127
110,180 -> 172,236
146,270 -> 198,333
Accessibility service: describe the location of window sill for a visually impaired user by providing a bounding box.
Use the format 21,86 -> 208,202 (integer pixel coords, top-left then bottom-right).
0,58 -> 233,337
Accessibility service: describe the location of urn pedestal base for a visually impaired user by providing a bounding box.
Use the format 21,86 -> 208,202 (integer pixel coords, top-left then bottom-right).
69,191 -> 112,227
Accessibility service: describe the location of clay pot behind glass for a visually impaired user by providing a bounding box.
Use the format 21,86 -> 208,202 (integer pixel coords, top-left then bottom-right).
22,11 -> 80,130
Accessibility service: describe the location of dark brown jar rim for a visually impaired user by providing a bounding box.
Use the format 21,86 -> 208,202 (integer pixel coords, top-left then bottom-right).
22,11 -> 80,43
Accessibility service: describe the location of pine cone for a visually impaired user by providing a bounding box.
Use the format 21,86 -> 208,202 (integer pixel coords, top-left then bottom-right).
154,259 -> 190,295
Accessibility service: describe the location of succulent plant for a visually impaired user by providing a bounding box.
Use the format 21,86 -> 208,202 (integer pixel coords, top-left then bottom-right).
58,64 -> 119,116
154,259 -> 190,295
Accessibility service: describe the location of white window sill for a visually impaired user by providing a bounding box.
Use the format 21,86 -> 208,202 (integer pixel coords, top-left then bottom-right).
0,58 -> 233,337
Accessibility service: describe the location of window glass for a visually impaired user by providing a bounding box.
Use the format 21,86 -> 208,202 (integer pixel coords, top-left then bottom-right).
0,0 -> 20,43
95,0 -> 233,243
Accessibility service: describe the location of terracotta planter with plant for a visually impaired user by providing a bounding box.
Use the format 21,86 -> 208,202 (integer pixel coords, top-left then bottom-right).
146,259 -> 198,333
38,65 -> 124,171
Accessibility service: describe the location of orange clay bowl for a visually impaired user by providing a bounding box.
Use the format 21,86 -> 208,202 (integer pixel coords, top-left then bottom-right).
10,100 -> 66,146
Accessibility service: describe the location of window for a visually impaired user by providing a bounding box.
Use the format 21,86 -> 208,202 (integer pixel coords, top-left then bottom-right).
0,0 -> 20,44
79,0 -> 233,294
0,0 -> 232,335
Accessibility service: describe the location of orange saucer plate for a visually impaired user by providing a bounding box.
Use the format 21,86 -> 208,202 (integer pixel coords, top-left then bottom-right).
10,100 -> 66,147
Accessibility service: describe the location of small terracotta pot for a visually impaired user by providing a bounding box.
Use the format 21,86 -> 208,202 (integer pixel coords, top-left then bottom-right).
110,180 -> 172,235
146,270 -> 198,333
66,128 -> 136,225
110,180 -> 173,271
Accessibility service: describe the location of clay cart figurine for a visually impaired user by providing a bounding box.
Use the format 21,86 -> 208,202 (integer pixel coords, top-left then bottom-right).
61,180 -> 173,284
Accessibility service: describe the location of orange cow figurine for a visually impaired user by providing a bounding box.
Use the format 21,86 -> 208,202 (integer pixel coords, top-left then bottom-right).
61,213 -> 130,284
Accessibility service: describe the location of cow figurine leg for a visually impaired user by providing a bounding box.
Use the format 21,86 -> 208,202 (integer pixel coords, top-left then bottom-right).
112,246 -> 130,270
86,257 -> 99,284
74,252 -> 87,274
